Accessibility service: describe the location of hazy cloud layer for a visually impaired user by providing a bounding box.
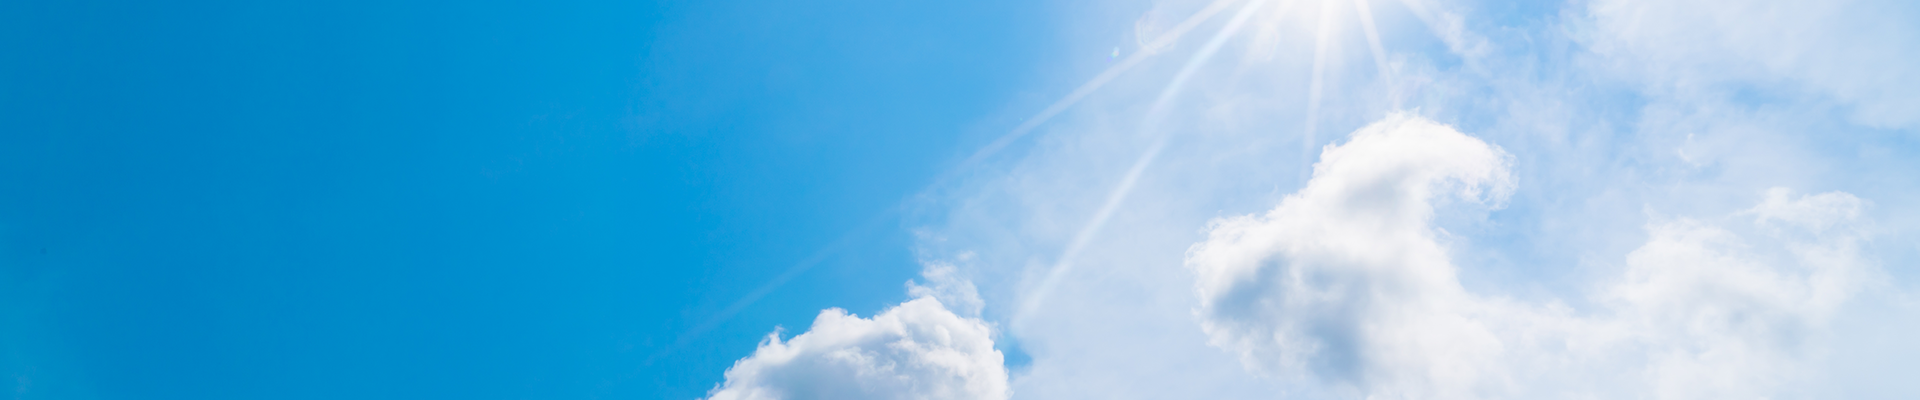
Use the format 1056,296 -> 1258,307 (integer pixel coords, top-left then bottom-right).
1580,0 -> 1920,129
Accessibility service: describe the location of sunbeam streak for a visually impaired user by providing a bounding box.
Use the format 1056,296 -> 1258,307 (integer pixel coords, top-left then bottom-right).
1302,0 -> 1336,185
652,0 -> 1260,358
1352,0 -> 1396,107
1016,0 -> 1273,327
946,0 -> 1243,179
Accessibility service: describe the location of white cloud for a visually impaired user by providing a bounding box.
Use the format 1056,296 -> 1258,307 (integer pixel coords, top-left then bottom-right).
705,273 -> 1009,400
1185,115 -> 1877,398
908,260 -> 987,319
1579,0 -> 1920,129
1186,114 -> 1520,397
875,0 -> 1920,398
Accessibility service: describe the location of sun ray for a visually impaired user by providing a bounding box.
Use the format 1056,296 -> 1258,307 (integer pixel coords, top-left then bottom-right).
947,0 -> 1244,180
644,209 -> 896,364
1016,0 -> 1272,326
659,0 -> 1266,361
1392,0 -> 1481,64
1302,0 -> 1336,185
1352,0 -> 1396,107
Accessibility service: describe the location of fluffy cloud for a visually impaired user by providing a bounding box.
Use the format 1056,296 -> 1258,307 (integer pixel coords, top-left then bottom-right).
1614,189 -> 1872,398
705,270 -> 1009,400
1187,114 -> 1520,397
1187,115 -> 1875,398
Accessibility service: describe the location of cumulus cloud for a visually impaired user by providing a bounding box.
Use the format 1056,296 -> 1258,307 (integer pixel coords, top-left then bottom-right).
706,270 -> 1009,400
874,0 -> 1920,397
1187,114 -> 1520,397
1187,115 -> 1876,398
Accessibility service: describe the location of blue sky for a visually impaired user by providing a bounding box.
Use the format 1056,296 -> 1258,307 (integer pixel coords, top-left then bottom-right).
9,0 -> 1920,399
2,0 -> 1055,398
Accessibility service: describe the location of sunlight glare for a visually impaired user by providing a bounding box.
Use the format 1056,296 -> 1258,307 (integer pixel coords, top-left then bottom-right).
1014,0 -> 1273,328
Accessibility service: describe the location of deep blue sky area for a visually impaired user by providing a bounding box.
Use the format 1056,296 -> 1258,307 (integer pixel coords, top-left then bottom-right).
0,0 -> 1052,398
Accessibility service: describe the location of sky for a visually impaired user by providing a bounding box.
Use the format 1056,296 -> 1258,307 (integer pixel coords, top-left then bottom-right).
5,0 -> 1920,399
